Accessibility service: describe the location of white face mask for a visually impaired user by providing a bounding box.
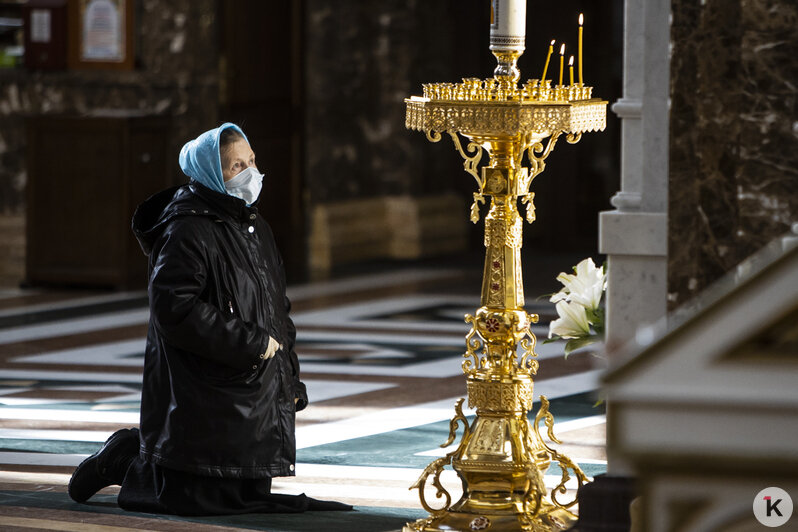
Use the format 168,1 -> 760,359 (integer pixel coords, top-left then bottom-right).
224,166 -> 263,205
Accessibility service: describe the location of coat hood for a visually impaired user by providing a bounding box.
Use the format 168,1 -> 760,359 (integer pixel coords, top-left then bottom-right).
178,122 -> 249,194
131,181 -> 260,257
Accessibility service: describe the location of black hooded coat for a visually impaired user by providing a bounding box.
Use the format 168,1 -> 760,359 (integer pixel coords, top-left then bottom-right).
131,181 -> 307,480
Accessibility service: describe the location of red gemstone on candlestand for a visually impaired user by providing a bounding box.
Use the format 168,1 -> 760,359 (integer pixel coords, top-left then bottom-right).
486,318 -> 500,332
492,261 -> 500,268
491,283 -> 500,290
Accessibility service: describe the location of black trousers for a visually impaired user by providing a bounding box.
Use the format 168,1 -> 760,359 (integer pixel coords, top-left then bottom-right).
117,457 -> 352,516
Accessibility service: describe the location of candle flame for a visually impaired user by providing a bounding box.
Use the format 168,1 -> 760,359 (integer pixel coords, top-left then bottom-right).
579,13 -> 584,25
569,55 -> 574,66
550,39 -> 555,46
559,43 -> 565,55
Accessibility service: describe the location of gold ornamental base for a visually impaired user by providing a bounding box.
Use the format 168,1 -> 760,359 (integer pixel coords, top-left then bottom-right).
404,507 -> 575,532
402,356 -> 587,532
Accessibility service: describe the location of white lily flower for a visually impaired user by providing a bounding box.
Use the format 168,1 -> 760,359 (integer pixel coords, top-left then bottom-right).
549,300 -> 591,339
549,289 -> 569,303
553,258 -> 605,310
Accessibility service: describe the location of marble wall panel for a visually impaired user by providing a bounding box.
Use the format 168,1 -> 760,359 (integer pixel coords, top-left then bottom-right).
304,0 -> 477,204
668,0 -> 798,307
0,0 -> 219,214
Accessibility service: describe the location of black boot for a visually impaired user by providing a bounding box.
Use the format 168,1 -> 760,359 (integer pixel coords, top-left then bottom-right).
68,428 -> 139,503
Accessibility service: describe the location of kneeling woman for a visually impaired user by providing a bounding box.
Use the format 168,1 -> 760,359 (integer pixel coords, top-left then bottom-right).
68,123 -> 350,515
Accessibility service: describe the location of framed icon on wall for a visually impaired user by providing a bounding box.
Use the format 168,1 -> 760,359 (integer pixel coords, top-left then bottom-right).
68,0 -> 134,69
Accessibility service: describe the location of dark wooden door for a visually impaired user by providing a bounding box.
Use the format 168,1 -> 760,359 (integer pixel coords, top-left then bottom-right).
26,115 -> 170,288
219,0 -> 305,282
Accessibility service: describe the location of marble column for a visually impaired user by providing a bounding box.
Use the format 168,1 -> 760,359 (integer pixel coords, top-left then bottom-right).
599,0 -> 669,353
598,0 -> 670,473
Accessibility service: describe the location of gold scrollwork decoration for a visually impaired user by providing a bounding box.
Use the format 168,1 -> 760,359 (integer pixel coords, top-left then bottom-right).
530,396 -> 589,511
518,422 -> 548,522
534,396 -> 561,446
510,312 -> 538,375
448,131 -> 484,190
462,314 -> 486,375
550,451 -> 589,510
524,130 -> 563,187
410,399 -> 471,516
410,456 -> 452,515
442,398 -> 471,447
566,132 -> 582,144
519,333 -> 539,375
518,424 -> 551,531
404,517 -> 435,532
470,193 -> 485,224
521,461 -> 547,521
426,129 -> 442,143
513,132 -> 531,171
520,192 -> 536,224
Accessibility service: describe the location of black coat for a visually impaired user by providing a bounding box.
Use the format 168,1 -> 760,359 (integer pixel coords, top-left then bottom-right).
131,182 -> 307,479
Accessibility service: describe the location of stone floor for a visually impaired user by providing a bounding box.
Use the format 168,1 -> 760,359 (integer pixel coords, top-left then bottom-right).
0,255 -> 606,531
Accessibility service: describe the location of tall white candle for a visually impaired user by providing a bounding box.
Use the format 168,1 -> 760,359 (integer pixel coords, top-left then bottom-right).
490,0 -> 527,52
578,13 -> 584,85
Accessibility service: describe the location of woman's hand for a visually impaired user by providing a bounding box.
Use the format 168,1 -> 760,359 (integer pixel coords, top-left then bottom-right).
260,336 -> 283,360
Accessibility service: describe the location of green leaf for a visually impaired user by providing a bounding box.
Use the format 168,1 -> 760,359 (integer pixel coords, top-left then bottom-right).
564,336 -> 601,358
585,307 -> 605,335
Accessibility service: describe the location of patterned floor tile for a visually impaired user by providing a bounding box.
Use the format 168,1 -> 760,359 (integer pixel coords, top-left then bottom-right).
0,266 -> 606,531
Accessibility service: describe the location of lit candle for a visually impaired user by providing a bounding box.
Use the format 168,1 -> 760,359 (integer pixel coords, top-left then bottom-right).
558,43 -> 565,86
569,55 -> 574,85
541,39 -> 555,82
578,13 -> 584,85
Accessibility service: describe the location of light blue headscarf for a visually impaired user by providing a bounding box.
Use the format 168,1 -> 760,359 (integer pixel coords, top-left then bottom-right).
178,123 -> 249,194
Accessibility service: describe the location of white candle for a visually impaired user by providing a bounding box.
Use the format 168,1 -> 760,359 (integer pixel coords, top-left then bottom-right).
578,13 -> 584,85
490,0 -> 527,52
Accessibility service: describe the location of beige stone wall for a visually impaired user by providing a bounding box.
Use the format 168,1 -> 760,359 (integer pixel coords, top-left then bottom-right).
309,194 -> 468,278
0,214 -> 24,288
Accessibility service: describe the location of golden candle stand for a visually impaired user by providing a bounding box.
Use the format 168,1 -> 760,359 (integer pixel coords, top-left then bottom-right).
402,45 -> 606,532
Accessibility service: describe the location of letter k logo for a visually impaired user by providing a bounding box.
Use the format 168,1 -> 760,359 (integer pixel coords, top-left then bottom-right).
765,496 -> 784,517
754,487 -> 792,526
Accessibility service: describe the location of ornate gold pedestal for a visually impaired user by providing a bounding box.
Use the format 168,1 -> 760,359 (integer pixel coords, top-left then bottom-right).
402,51 -> 606,532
